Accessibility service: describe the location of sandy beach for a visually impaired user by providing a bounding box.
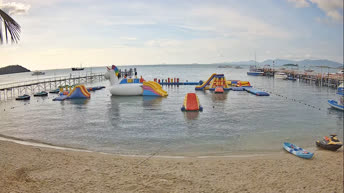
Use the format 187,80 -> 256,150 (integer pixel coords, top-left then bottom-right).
0,140 -> 343,193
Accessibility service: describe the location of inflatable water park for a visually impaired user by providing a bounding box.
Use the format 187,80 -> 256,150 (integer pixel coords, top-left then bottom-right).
195,73 -> 269,96
105,65 -> 167,96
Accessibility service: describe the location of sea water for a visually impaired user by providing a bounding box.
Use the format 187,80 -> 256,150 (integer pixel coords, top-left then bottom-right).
0,65 -> 343,156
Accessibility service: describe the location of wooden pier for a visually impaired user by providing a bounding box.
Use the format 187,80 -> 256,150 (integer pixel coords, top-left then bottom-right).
280,69 -> 343,88
0,73 -> 105,101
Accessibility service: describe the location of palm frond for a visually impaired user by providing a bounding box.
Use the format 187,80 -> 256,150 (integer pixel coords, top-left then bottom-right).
0,9 -> 21,44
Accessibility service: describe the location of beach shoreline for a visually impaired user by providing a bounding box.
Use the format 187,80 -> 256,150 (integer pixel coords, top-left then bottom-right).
1,139 -> 343,193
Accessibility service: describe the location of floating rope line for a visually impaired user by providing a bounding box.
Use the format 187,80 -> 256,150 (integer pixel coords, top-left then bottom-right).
255,87 -> 323,111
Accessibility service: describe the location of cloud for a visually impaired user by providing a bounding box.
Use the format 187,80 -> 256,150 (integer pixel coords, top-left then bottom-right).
0,2 -> 30,15
287,0 -> 343,23
120,37 -> 137,41
185,6 -> 291,39
145,39 -> 182,47
287,0 -> 310,8
310,0 -> 343,23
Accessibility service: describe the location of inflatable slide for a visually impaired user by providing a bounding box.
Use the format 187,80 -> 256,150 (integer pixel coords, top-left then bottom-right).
181,93 -> 203,111
195,73 -> 216,90
142,81 -> 168,96
53,85 -> 90,101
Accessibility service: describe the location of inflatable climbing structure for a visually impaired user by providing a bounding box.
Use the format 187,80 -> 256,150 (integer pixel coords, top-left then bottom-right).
53,85 -> 91,101
181,93 -> 203,111
195,74 -> 231,91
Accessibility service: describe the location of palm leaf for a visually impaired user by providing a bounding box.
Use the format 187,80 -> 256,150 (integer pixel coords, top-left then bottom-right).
0,9 -> 21,44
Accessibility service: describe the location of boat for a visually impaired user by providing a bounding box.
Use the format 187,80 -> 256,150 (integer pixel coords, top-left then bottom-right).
32,71 -> 45,76
247,71 -> 264,76
328,100 -> 344,111
336,69 -> 344,74
247,66 -> 264,76
218,65 -> 232,68
49,89 -> 60,94
283,142 -> 314,159
275,72 -> 288,79
247,53 -> 265,76
328,87 -> 344,110
304,68 -> 314,73
72,67 -> 84,71
337,83 -> 344,93
285,76 -> 297,81
316,135 -> 342,151
16,94 -> 30,100
34,91 -> 48,97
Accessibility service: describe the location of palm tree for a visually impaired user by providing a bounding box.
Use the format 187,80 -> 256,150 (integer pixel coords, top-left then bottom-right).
0,9 -> 21,44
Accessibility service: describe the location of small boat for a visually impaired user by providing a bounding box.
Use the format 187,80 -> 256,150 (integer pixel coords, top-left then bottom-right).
72,67 -> 84,71
328,100 -> 344,111
275,72 -> 288,79
338,83 -> 344,93
247,71 -> 264,76
49,89 -> 60,94
247,65 -> 264,76
336,70 -> 343,74
316,135 -> 342,151
285,76 -> 297,81
32,71 -> 45,76
214,86 -> 224,93
16,94 -> 30,100
34,91 -> 48,97
283,142 -> 314,159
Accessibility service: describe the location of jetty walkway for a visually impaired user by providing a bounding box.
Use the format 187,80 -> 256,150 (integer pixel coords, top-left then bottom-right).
0,73 -> 105,101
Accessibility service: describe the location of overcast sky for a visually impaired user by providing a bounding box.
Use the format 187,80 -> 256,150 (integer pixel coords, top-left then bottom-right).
0,0 -> 343,70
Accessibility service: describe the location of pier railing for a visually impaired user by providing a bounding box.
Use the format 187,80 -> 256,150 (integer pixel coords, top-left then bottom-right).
0,73 -> 105,100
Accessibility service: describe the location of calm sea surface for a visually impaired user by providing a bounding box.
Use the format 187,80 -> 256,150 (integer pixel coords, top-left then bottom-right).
0,65 -> 343,156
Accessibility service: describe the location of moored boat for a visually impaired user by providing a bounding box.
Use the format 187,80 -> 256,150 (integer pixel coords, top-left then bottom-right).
283,142 -> 314,159
72,67 -> 84,71
34,91 -> 48,97
49,89 -> 60,94
285,76 -> 297,81
247,71 -> 264,76
16,94 -> 30,100
247,65 -> 264,76
32,71 -> 45,76
328,100 -> 344,111
328,88 -> 344,111
275,72 -> 288,79
316,135 -> 342,151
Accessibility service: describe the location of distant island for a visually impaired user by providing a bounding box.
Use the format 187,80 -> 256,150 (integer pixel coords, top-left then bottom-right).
214,59 -> 343,68
283,63 -> 298,67
0,65 -> 31,75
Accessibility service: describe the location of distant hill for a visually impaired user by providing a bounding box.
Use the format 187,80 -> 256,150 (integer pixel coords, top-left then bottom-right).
215,59 -> 343,68
259,59 -> 343,68
0,65 -> 30,75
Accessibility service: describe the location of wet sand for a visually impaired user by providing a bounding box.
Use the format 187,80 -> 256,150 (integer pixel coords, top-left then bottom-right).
0,140 -> 343,193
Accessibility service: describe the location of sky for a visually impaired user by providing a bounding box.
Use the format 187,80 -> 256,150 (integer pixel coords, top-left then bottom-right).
0,0 -> 343,70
